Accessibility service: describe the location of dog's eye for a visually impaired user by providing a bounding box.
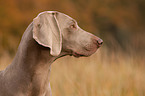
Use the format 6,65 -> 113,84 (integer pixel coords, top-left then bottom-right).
70,24 -> 76,29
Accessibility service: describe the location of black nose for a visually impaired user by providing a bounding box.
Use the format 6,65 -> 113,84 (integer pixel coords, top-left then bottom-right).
97,39 -> 103,46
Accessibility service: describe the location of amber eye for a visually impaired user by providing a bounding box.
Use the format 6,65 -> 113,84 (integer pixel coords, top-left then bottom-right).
70,24 -> 76,29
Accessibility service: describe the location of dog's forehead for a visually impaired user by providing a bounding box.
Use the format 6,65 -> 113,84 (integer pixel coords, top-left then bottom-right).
57,12 -> 75,22
38,11 -> 75,21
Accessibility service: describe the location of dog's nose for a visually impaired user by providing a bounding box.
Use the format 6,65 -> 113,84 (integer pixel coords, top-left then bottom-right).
97,39 -> 103,46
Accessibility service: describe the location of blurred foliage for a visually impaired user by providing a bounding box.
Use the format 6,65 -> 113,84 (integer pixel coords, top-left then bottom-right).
0,0 -> 145,57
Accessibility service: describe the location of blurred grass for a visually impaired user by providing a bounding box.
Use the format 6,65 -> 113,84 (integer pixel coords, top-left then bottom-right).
52,49 -> 144,96
50,51 -> 145,96
0,48 -> 145,96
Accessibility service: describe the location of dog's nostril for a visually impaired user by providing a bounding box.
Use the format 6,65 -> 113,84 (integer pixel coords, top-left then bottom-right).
97,39 -> 103,45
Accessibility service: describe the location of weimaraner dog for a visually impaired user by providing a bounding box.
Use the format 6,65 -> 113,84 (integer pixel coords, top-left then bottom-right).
0,11 -> 103,96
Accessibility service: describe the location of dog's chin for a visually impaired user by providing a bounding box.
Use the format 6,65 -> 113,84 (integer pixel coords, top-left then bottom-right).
73,53 -> 86,58
71,48 -> 98,58
71,52 -> 93,58
66,47 -> 98,58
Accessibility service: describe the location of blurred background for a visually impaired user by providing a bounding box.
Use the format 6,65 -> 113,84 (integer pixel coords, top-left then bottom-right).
0,0 -> 145,96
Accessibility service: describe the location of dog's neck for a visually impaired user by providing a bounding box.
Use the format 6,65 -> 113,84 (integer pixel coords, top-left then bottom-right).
3,23 -> 56,96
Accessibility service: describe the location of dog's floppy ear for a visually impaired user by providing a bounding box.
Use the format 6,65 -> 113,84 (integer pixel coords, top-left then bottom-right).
33,11 -> 62,56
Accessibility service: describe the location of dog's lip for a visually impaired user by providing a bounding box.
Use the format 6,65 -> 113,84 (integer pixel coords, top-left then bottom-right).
97,46 -> 100,49
72,52 -> 86,57
97,44 -> 102,48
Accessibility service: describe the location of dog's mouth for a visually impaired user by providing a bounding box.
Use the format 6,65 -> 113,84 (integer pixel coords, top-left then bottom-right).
69,52 -> 89,58
73,52 -> 85,57
66,47 -> 97,58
